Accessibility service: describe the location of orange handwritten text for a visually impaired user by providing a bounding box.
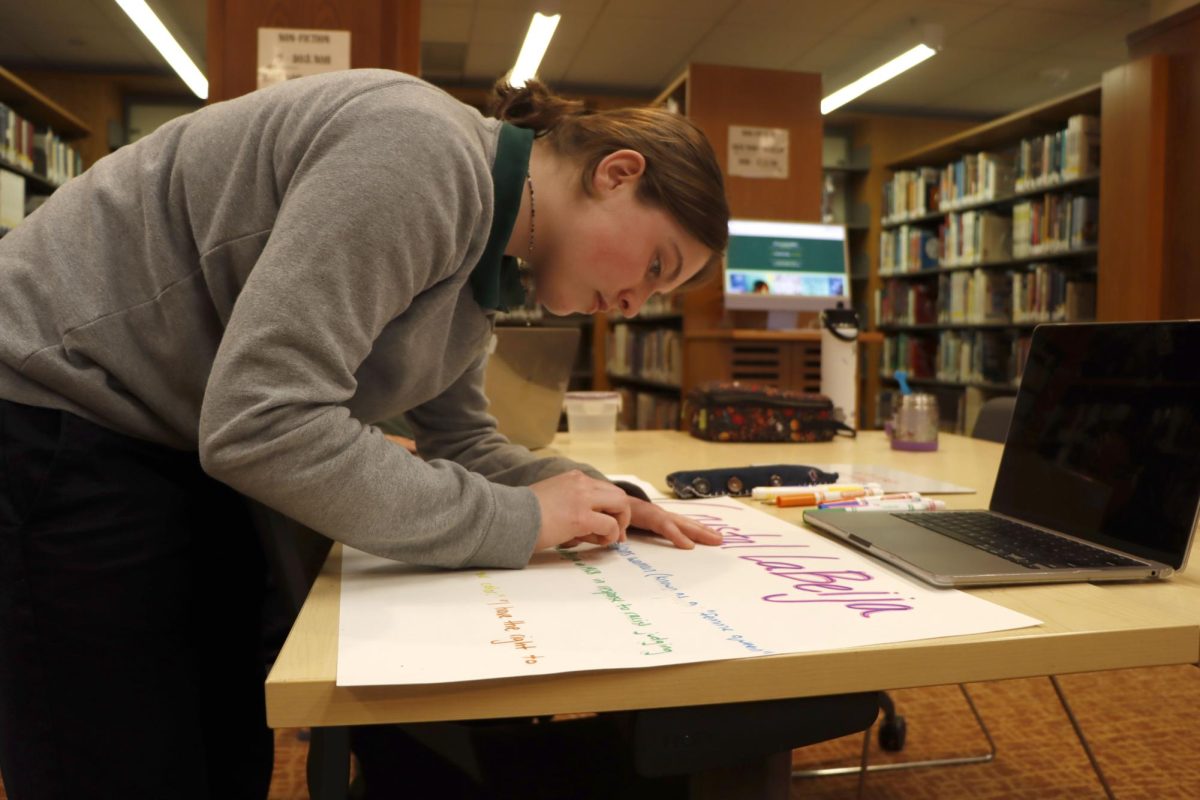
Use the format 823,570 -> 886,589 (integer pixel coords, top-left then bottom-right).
477,572 -> 542,667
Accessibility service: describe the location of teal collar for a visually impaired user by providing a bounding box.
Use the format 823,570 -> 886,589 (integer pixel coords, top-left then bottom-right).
470,123 -> 534,312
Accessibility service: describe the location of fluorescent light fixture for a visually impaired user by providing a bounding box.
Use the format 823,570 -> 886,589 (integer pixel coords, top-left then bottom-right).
509,12 -> 561,87
115,0 -> 208,99
820,43 -> 937,115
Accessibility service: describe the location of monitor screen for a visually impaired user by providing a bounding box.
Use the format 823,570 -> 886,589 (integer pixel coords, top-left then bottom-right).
724,219 -> 849,313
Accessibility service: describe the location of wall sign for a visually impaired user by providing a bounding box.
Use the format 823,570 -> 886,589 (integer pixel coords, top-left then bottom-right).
728,125 -> 790,179
257,28 -> 351,89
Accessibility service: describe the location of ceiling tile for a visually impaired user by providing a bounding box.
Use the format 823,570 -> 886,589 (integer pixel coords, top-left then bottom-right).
845,44 -> 1013,109
952,6 -> 1113,52
469,8 -> 538,46
422,2 -> 475,43
144,0 -> 203,67
686,22 -> 824,71
790,34 -> 901,78
1007,0 -> 1147,14
997,50 -> 1118,91
471,0 -> 546,8
724,0 -> 876,32
538,2 -> 621,77
1053,6 -> 1152,58
944,52 -> 1114,114
603,0 -> 733,19
838,0 -> 1000,40
562,13 -> 716,89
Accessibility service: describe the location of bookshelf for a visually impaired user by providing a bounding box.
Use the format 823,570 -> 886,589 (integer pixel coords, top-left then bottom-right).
822,127 -> 873,344
0,66 -> 89,237
873,84 -> 1102,435
602,295 -> 684,430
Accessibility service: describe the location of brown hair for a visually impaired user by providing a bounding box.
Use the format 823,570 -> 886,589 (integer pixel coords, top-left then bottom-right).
490,79 -> 729,291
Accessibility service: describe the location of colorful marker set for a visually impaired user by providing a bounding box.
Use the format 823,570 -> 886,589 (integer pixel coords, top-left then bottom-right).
751,483 -> 882,502
753,483 -> 946,512
819,496 -> 947,512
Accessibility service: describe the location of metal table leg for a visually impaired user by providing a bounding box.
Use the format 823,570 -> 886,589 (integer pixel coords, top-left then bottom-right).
307,726 -> 351,800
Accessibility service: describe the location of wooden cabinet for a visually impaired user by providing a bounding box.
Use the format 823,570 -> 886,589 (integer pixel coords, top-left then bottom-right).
1097,3 -> 1200,322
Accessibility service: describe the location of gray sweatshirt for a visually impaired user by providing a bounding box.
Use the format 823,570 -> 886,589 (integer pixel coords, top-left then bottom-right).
0,70 -> 595,569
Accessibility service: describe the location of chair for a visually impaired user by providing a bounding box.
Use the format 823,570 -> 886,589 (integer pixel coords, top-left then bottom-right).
971,395 -> 1016,443
793,396 -> 1117,799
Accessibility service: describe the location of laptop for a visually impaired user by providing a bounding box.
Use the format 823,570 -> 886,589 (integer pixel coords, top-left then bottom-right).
483,325 -> 581,449
804,321 -> 1200,587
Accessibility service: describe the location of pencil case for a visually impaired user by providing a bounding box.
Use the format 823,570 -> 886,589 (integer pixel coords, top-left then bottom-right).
665,464 -> 841,499
684,381 -> 855,443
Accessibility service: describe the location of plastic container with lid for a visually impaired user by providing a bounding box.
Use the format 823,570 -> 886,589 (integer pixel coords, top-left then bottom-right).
563,391 -> 622,437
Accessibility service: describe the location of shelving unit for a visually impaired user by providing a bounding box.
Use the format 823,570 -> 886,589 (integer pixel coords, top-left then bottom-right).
822,130 -> 875,408
602,296 -> 684,430
0,65 -> 90,236
880,245 -> 1098,277
873,84 -> 1102,435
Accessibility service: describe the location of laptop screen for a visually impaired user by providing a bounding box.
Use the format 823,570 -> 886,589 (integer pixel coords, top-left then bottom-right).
990,321 -> 1200,569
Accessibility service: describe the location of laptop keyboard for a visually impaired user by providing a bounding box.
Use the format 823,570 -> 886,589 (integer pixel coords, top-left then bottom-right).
893,512 -> 1148,570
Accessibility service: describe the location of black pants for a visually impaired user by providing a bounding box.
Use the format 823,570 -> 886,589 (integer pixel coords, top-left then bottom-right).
0,400 -> 273,799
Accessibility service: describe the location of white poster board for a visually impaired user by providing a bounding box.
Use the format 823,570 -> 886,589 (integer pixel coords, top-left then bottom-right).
257,28 -> 351,89
728,125 -> 789,179
338,494 -> 1038,686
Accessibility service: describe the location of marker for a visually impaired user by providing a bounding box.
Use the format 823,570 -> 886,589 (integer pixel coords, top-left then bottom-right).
776,489 -> 877,508
819,492 -> 924,508
752,483 -> 881,501
817,500 -> 947,512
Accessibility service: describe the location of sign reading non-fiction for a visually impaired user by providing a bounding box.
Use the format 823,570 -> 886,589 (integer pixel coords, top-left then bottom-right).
257,28 -> 351,89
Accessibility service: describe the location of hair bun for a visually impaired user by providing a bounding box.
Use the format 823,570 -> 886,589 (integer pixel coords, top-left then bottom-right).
489,79 -> 585,133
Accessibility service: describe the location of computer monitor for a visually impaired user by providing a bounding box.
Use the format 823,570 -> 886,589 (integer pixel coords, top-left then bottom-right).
724,219 -> 849,329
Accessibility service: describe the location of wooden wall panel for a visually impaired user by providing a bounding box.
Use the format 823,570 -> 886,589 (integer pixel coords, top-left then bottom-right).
675,63 -> 824,336
1127,4 -> 1200,320
685,63 -> 823,223
1097,56 -> 1170,321
206,0 -> 420,104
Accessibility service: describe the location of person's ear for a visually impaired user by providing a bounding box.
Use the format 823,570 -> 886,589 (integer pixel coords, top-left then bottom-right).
591,149 -> 645,194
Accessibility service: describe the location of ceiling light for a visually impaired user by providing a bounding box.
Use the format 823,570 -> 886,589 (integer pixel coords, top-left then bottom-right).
821,44 -> 937,115
115,0 -> 208,99
509,12 -> 561,87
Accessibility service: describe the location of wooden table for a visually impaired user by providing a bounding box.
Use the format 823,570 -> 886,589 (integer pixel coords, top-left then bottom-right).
265,432 -> 1200,797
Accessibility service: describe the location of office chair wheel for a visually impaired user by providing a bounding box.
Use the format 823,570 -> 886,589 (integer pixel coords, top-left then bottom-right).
878,714 -> 907,752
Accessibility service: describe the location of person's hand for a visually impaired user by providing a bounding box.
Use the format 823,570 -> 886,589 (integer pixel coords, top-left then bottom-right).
625,498 -> 724,549
530,471 -> 632,551
384,434 -> 418,455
